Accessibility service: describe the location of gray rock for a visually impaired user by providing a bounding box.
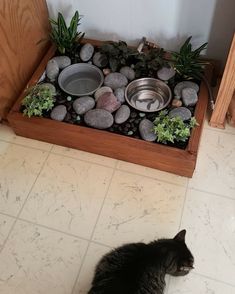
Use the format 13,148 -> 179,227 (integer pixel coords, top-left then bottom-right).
120,66 -> 135,81
139,119 -> 157,142
114,105 -> 130,124
80,43 -> 95,62
114,87 -> 126,104
182,87 -> 198,107
50,105 -> 67,121
94,86 -> 113,102
46,59 -> 59,81
157,66 -> 175,81
174,81 -> 199,98
104,72 -> 128,90
96,92 -> 121,113
92,52 -> 108,68
169,107 -> 192,121
84,109 -> 114,129
39,83 -> 56,95
73,96 -> 95,115
52,56 -> 71,69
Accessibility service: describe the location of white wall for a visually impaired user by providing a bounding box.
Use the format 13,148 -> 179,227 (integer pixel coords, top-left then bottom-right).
46,0 -> 235,68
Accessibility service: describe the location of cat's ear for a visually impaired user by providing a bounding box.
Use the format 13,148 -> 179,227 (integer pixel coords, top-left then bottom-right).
173,229 -> 186,242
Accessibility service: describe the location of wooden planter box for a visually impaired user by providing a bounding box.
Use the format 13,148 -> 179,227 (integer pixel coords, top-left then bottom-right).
7,39 -> 210,177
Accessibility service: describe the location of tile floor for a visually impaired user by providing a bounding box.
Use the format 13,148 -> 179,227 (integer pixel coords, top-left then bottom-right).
0,121 -> 234,294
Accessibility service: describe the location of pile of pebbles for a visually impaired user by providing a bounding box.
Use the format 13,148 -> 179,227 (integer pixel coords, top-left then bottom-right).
38,43 -> 200,146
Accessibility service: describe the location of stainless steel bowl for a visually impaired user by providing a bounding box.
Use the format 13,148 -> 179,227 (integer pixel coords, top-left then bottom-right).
125,78 -> 172,112
58,63 -> 104,96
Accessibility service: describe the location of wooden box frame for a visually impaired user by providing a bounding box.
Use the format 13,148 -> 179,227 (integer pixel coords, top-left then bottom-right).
7,39 -> 210,177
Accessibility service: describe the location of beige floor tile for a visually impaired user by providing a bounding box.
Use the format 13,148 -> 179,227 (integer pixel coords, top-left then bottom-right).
52,145 -> 117,168
21,154 -> 113,239
168,273 -> 235,294
0,221 -> 88,294
189,129 -> 235,198
117,160 -> 188,186
180,189 -> 235,285
0,214 -> 15,250
0,142 -> 48,216
93,170 -> 186,247
0,124 -> 52,151
73,243 -> 110,294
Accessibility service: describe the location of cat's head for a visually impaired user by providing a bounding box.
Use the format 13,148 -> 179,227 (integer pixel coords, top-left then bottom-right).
164,230 -> 194,276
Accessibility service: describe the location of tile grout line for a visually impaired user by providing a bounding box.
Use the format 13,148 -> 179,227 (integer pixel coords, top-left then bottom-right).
70,161 -> 118,294
192,271 -> 235,288
115,167 -> 188,188
0,151 -> 51,255
167,180 -> 189,294
0,211 -> 17,220
0,138 -> 52,153
89,160 -> 118,241
17,216 -> 113,249
178,179 -> 189,231
189,187 -> 235,201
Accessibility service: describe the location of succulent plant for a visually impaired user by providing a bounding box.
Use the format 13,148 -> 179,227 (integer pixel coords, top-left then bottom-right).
22,85 -> 55,117
153,110 -> 198,144
134,47 -> 167,78
49,11 -> 84,55
171,36 -> 208,80
100,41 -> 138,72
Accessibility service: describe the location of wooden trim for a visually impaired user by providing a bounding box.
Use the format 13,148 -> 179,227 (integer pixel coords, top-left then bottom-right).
210,33 -> 235,128
0,0 -> 50,120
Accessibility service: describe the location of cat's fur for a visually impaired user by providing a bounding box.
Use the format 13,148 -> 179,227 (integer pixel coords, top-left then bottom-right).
88,230 -> 194,294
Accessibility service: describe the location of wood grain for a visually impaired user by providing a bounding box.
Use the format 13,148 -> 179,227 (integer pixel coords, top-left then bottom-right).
8,39 -> 210,177
0,0 -> 50,120
210,33 -> 235,128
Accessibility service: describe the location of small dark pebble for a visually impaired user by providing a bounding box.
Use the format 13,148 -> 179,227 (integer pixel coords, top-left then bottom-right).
130,112 -> 138,118
64,113 -> 71,122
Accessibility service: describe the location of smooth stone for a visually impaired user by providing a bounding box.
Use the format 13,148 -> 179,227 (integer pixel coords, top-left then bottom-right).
52,56 -> 71,69
50,105 -> 67,121
139,119 -> 157,142
174,81 -> 199,98
94,86 -> 113,102
115,105 -> 131,124
171,99 -> 182,108
79,43 -> 94,62
96,92 -> 121,113
182,87 -> 198,107
46,59 -> 59,81
103,68 -> 111,76
104,72 -> 128,90
73,96 -> 95,115
84,109 -> 114,129
39,83 -> 56,95
169,107 -> 192,121
157,66 -> 176,81
120,66 -> 135,81
114,87 -> 126,104
93,52 -> 108,67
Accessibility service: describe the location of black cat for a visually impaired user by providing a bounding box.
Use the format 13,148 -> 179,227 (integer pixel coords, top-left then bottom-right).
88,230 -> 194,294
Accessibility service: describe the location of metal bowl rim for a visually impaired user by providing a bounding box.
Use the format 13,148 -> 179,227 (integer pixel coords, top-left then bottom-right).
125,77 -> 172,112
58,63 -> 104,96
